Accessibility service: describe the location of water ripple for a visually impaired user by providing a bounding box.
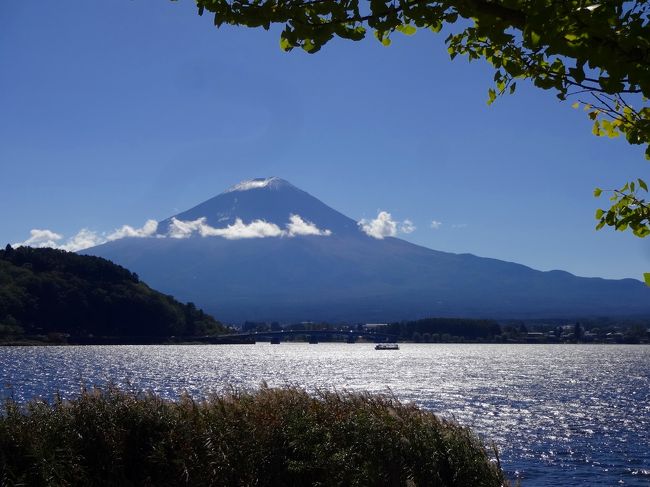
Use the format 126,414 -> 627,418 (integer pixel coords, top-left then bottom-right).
1,343 -> 648,486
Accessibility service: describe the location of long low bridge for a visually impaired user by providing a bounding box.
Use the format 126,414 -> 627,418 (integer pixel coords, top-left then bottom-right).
198,329 -> 399,344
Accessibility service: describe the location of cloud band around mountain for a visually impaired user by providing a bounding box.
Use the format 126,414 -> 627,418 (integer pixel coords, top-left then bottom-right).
14,221 -> 159,252
14,215 -> 332,252
168,214 -> 331,240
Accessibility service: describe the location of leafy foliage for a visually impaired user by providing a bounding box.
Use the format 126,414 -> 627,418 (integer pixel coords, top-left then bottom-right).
0,385 -> 508,486
191,0 -> 650,277
594,179 -> 650,237
0,246 -> 226,339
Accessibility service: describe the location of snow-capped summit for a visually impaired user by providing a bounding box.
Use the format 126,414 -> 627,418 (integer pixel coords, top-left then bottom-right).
156,177 -> 359,237
224,177 -> 293,193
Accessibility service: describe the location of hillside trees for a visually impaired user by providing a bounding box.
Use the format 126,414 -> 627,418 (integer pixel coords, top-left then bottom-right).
0,246 -> 227,339
190,0 -> 650,282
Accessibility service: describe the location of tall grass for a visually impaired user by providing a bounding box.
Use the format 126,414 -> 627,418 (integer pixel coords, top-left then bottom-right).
0,386 -> 507,486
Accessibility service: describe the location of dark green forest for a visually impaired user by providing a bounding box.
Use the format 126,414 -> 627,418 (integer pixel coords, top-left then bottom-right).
385,318 -> 502,342
0,246 -> 227,341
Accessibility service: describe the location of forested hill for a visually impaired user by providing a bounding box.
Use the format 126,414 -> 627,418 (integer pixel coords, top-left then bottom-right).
0,246 -> 227,340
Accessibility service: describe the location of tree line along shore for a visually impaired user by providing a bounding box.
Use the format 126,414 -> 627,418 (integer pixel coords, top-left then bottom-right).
1,246 -> 648,345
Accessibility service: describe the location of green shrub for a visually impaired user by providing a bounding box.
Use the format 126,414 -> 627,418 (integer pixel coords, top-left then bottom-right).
0,386 -> 507,486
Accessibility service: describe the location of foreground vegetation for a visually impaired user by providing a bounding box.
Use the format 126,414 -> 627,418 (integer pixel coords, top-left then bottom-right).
0,386 -> 507,486
0,246 -> 227,341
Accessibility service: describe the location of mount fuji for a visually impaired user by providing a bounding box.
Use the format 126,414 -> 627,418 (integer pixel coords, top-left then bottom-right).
85,177 -> 650,323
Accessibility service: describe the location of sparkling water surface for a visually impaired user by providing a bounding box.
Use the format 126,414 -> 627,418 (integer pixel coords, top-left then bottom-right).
1,344 -> 648,486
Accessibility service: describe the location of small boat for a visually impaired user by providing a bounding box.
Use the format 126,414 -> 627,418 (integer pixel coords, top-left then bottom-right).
375,343 -> 399,350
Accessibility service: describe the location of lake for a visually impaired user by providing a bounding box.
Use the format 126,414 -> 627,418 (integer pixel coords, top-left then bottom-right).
1,343 -> 648,486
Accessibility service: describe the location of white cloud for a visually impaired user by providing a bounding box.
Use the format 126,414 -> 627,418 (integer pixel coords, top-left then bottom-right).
168,214 -> 331,239
358,211 -> 416,239
15,228 -> 104,252
15,213 -> 333,252
400,219 -> 416,234
59,229 -> 105,252
17,229 -> 64,248
16,220 -> 161,252
200,218 -> 284,239
430,220 -> 443,230
358,211 -> 398,239
286,214 -> 332,237
107,220 -> 158,240
168,217 -> 206,239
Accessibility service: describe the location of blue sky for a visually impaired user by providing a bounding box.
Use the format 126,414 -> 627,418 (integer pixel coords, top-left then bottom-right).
1,1 -> 648,279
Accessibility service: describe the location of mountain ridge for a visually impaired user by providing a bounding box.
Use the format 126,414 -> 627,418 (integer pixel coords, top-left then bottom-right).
85,178 -> 650,323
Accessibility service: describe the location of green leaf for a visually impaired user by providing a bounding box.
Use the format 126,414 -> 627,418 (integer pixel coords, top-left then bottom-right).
592,121 -> 601,136
529,31 -> 541,47
429,21 -> 442,33
644,273 -> 650,287
595,209 -> 604,219
399,24 -> 417,36
638,179 -> 648,192
302,39 -> 316,53
375,30 -> 391,46
487,88 -> 496,105
593,188 -> 602,197
279,37 -> 292,51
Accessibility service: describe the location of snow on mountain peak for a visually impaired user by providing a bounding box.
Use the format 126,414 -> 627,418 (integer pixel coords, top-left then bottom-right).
225,177 -> 291,193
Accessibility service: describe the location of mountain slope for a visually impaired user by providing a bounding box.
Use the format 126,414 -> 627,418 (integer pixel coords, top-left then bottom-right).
85,178 -> 650,322
89,233 -> 650,322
